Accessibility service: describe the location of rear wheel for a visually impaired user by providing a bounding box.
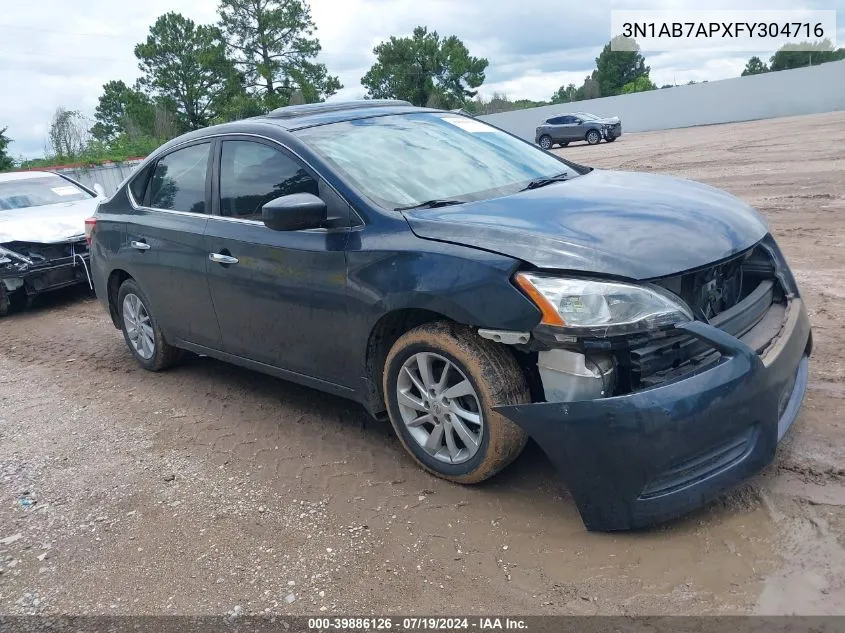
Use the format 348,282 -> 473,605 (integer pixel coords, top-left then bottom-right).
117,279 -> 182,371
538,135 -> 552,150
586,129 -> 601,145
383,321 -> 529,484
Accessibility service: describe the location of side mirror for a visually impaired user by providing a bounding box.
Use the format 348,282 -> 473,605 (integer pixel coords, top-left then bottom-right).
262,193 -> 327,231
574,119 -> 583,124
93,183 -> 106,197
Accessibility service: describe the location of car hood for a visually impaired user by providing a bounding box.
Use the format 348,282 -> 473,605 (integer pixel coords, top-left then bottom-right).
0,197 -> 100,244
402,170 -> 768,280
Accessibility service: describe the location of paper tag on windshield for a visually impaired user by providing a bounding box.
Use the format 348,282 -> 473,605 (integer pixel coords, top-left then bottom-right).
51,186 -> 79,196
441,117 -> 491,133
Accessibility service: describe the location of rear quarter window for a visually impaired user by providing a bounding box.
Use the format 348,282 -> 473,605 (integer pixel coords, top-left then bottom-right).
128,164 -> 153,203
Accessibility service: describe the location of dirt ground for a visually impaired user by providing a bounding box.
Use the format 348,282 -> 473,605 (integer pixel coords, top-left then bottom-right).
1,111 -> 844,617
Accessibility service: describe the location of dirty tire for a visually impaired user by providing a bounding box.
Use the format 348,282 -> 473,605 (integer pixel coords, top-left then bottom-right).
383,321 -> 530,484
538,135 -> 552,150
586,129 -> 601,145
117,278 -> 182,372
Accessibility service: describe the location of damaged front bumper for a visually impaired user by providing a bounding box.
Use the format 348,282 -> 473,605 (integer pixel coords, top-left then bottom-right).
0,240 -> 92,312
495,298 -> 812,532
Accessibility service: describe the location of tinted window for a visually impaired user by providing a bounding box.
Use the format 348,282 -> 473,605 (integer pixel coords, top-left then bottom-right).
296,113 -> 576,210
547,117 -> 563,125
128,164 -> 152,203
219,141 -> 319,220
149,143 -> 210,213
559,116 -> 574,124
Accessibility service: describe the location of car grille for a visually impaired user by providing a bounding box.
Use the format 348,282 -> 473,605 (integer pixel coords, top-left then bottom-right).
3,239 -> 89,266
628,244 -> 785,390
639,426 -> 757,499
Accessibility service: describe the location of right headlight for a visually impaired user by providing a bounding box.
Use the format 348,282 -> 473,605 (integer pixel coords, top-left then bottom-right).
515,272 -> 693,337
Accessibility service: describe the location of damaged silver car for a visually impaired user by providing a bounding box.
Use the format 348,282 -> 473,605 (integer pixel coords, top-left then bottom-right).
0,170 -> 103,316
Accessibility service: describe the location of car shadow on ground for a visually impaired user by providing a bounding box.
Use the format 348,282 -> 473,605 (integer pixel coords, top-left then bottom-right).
170,351 -> 563,492
162,351 -> 738,536
2,284 -> 95,317
553,140 -> 620,151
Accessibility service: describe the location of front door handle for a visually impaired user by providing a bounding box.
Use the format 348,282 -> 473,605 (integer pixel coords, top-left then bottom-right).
130,240 -> 151,251
209,253 -> 239,265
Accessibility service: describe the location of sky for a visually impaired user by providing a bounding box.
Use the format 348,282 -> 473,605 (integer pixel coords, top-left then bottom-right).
0,0 -> 842,159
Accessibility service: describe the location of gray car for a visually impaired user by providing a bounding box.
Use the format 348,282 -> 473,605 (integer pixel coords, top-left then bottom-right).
535,111 -> 622,149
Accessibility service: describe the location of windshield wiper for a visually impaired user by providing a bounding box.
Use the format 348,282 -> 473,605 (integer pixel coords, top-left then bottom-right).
394,199 -> 465,211
521,172 -> 570,191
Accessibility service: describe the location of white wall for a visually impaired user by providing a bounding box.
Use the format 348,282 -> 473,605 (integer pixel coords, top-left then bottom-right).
57,160 -> 143,195
479,60 -> 845,142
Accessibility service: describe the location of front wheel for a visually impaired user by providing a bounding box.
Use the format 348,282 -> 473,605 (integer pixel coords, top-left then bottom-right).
117,279 -> 182,371
586,129 -> 601,145
383,322 -> 529,484
538,135 -> 552,150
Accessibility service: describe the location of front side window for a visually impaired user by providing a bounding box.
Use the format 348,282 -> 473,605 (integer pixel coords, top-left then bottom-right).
219,140 -> 319,220
148,143 -> 210,214
0,174 -> 92,211
296,113 -> 579,210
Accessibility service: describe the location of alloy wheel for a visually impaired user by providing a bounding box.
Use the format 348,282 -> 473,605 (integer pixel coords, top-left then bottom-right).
396,352 -> 484,464
122,293 -> 155,360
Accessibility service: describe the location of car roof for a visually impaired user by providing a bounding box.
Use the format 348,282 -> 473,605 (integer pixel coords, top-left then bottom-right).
0,170 -> 56,183
263,99 -> 415,126
147,100 -> 441,158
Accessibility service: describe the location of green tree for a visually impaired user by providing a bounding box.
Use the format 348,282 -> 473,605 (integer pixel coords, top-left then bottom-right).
0,127 -> 14,171
218,0 -> 341,109
551,83 -> 578,104
135,12 -> 241,130
92,80 -> 158,142
769,39 -> 845,71
574,74 -> 601,100
361,26 -> 488,109
741,56 -> 770,76
621,75 -> 656,93
594,36 -> 650,97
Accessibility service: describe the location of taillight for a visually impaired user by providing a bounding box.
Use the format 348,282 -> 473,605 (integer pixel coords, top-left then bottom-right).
84,217 -> 97,246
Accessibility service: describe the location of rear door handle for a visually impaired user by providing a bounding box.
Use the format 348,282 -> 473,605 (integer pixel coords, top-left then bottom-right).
130,240 -> 151,251
209,253 -> 239,265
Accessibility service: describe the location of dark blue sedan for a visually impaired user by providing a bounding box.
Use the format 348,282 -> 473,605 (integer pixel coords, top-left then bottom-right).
87,100 -> 811,531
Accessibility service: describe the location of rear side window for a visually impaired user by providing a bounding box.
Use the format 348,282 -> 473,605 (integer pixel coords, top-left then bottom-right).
219,140 -> 318,220
149,143 -> 210,214
128,164 -> 152,203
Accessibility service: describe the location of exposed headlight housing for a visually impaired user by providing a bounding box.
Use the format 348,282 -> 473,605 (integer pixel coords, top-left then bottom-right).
515,272 -> 693,337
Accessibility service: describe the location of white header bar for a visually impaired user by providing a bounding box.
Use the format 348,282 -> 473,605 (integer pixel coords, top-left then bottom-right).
610,10 -> 838,52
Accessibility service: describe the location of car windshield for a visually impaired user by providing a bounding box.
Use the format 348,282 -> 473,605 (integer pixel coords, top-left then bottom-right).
0,174 -> 92,211
574,112 -> 600,121
296,112 -> 578,209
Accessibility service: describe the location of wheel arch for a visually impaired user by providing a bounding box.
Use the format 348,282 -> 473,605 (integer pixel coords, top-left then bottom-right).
106,268 -> 133,329
363,308 -> 458,418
